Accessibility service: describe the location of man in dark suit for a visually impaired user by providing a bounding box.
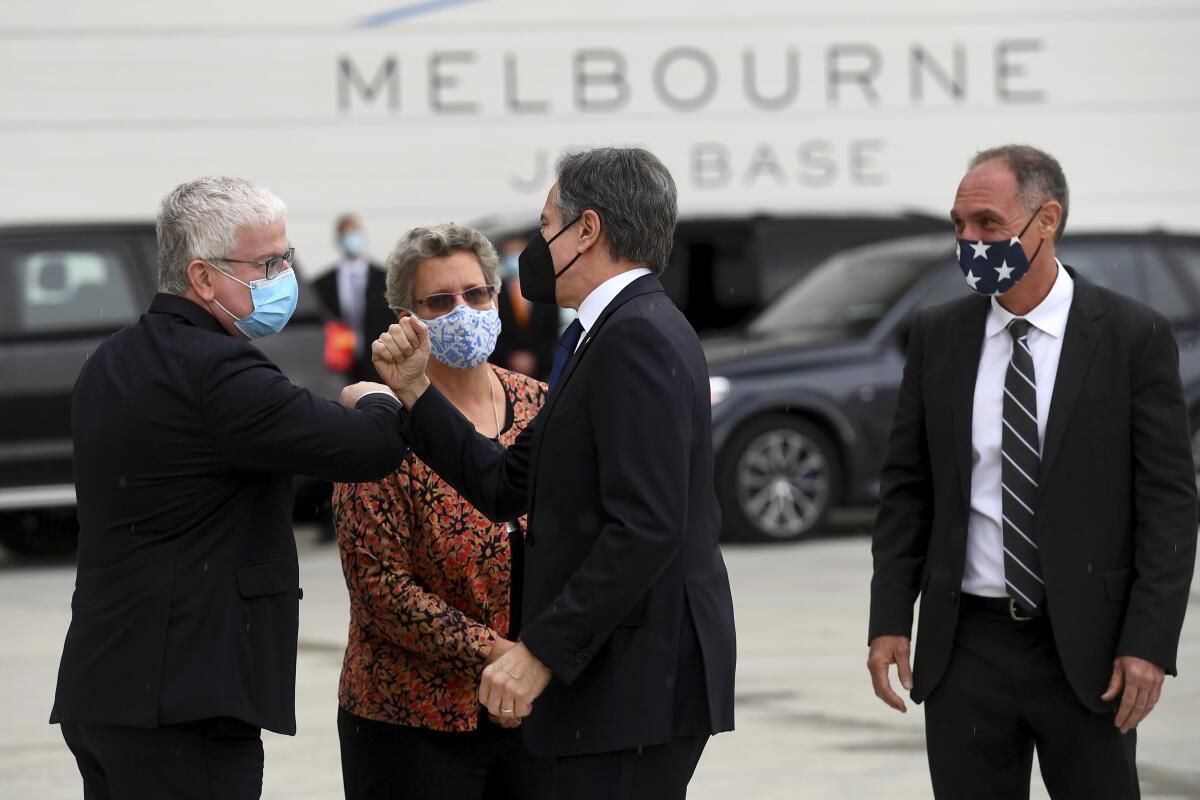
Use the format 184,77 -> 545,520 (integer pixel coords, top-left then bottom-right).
369,148 -> 737,800
51,177 -> 411,799
868,145 -> 1197,798
314,213 -> 394,382
491,234 -> 561,379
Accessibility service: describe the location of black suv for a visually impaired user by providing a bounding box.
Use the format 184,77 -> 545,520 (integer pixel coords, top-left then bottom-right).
0,223 -> 341,554
707,232 -> 1200,542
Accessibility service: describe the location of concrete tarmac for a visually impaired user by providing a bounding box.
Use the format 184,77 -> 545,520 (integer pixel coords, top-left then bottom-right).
2,525 -> 1197,799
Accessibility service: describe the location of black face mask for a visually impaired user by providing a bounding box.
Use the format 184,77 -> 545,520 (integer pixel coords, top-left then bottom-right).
518,215 -> 582,305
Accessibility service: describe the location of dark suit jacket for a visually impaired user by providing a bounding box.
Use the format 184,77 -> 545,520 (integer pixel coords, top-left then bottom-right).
491,278 -> 561,380
870,268 -> 1197,713
314,262 -> 394,383
401,274 -> 736,757
51,293 -> 410,735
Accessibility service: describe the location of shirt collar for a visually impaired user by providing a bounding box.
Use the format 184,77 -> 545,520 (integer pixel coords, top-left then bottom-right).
149,292 -> 228,335
340,257 -> 368,272
985,259 -> 1074,339
577,268 -> 654,335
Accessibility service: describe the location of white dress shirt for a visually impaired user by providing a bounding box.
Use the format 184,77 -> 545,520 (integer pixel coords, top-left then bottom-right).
336,257 -> 370,355
963,260 -> 1074,597
574,268 -> 653,351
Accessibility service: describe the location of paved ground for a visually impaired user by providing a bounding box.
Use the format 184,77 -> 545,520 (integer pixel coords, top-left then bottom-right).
2,523 -> 1198,799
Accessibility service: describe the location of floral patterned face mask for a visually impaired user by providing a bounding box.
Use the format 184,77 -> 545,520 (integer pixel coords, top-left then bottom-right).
422,302 -> 503,370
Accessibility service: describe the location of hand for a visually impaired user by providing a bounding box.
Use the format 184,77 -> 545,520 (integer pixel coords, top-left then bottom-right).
1101,655 -> 1165,733
867,635 -> 913,713
371,318 -> 432,405
478,642 -> 552,722
339,381 -> 395,408
484,633 -> 517,667
487,712 -> 522,729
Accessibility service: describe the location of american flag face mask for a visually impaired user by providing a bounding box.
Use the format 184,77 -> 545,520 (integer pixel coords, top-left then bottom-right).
956,208 -> 1046,296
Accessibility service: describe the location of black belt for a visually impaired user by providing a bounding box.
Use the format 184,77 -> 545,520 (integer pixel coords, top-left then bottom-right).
961,593 -> 1047,622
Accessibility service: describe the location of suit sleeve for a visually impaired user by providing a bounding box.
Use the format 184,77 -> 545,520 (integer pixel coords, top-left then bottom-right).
201,343 -> 409,482
519,316 -> 692,685
333,475 -> 493,677
1117,315 -> 1198,675
400,386 -> 534,522
869,312 -> 935,643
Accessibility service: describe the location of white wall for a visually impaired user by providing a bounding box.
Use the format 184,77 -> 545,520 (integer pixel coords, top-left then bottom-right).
1,0 -> 1197,275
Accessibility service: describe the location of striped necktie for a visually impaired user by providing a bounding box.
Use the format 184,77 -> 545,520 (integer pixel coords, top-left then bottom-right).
1001,319 -> 1046,614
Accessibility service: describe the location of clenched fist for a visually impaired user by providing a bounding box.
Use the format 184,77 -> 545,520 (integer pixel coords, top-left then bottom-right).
371,317 -> 432,406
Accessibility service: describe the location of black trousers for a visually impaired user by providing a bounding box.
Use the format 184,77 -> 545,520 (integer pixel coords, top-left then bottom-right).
925,595 -> 1139,800
60,717 -> 264,800
553,736 -> 709,800
338,707 -> 554,800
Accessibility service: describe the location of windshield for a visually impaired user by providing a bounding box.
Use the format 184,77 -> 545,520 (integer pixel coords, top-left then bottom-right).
750,247 -> 940,337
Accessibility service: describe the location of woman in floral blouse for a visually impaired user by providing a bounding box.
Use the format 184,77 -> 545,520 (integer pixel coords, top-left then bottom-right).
334,223 -> 552,799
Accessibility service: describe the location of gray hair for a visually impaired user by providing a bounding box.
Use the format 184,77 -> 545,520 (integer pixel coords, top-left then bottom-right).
969,145 -> 1069,243
156,177 -> 287,294
384,223 -> 500,312
554,148 -> 678,274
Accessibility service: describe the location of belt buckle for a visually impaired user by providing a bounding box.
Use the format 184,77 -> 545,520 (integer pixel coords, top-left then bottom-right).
1008,598 -> 1035,622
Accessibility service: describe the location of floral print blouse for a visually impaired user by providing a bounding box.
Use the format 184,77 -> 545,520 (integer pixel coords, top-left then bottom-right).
334,367 -> 546,732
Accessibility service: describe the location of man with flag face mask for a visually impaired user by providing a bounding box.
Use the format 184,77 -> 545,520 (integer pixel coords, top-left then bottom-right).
332,223 -> 552,800
868,146 -> 1197,798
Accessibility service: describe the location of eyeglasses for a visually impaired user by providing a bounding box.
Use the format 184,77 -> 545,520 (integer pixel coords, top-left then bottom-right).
414,285 -> 497,316
206,247 -> 295,280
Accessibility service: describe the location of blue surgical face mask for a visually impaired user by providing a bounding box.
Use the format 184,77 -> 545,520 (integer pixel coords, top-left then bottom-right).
956,208 -> 1045,296
422,302 -> 502,370
341,231 -> 365,257
209,266 -> 299,339
498,254 -> 520,279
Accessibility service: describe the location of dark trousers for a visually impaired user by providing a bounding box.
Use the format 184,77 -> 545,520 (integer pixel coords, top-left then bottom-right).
60,717 -> 264,800
925,595 -> 1139,800
553,736 -> 709,800
338,707 -> 554,800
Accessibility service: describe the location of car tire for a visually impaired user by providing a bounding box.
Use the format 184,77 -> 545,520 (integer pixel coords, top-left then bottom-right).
717,414 -> 841,543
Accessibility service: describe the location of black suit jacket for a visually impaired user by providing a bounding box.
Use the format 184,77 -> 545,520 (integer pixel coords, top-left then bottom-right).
401,274 -> 736,757
870,269 -> 1197,713
51,294 -> 410,735
314,262 -> 393,382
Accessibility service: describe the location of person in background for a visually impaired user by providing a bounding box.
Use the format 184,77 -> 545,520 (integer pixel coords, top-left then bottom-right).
334,223 -> 552,800
315,213 -> 394,383
491,234 -> 561,380
51,177 -> 410,800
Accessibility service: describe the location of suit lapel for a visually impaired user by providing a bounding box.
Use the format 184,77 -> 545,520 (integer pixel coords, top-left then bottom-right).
1038,272 -> 1103,486
952,298 -> 989,507
527,274 -> 667,481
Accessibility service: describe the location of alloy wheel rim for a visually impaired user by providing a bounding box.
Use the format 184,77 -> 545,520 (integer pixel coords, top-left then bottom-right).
735,428 -> 830,538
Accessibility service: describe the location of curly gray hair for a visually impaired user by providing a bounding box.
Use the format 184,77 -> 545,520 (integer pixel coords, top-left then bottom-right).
384,223 -> 500,313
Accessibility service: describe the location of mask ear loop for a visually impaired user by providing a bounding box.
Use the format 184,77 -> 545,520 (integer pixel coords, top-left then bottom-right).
1016,206 -> 1047,266
546,214 -> 585,280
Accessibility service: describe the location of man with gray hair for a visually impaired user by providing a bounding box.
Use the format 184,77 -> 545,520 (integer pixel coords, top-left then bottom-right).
868,145 -> 1196,797
369,148 -> 737,799
50,176 -> 411,799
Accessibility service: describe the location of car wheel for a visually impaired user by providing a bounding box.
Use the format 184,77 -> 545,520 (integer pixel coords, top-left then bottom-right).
718,414 -> 841,543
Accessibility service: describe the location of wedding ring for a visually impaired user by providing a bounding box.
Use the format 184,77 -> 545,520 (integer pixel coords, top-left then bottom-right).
500,706 -> 515,715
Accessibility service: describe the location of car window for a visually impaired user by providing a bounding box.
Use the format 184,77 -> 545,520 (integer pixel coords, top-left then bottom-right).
1056,243 -> 1140,300
751,245 -> 937,338
1138,246 -> 1196,322
1,242 -> 140,336
1162,242 -> 1200,321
